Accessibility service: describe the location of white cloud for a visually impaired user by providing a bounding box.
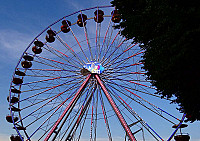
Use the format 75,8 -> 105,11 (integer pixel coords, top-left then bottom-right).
0,30 -> 33,61
64,0 -> 84,11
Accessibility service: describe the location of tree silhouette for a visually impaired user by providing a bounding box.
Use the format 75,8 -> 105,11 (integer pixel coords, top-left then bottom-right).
111,0 -> 200,122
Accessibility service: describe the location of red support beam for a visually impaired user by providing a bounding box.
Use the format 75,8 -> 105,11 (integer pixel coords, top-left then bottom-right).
44,74 -> 91,141
95,74 -> 136,141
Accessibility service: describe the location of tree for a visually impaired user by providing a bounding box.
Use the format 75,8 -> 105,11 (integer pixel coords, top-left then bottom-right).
111,0 -> 200,122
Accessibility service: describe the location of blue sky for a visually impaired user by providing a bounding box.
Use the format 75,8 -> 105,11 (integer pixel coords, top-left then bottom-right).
0,0 -> 200,141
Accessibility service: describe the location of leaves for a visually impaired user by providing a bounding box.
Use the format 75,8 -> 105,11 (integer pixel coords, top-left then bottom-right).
111,0 -> 200,122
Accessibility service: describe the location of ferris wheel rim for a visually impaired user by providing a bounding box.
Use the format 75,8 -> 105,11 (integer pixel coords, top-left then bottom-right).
7,5 -> 187,141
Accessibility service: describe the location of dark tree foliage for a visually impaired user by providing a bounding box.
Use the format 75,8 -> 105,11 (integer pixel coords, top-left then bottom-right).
111,0 -> 200,122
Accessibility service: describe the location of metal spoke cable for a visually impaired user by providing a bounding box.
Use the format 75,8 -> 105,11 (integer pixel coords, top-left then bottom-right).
52,81 -> 94,140
64,17 -> 90,62
80,11 -> 93,61
17,77 -> 83,103
99,87 -> 112,141
100,31 -> 119,63
43,44 -> 82,69
55,34 -> 85,66
28,52 -> 80,70
103,82 -> 161,141
98,15 -> 113,62
104,78 -> 179,122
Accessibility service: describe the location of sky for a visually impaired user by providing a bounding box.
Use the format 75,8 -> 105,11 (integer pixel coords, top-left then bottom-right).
0,0 -> 200,141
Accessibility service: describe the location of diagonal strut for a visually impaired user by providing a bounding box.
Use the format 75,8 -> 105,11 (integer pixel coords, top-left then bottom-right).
44,74 -> 91,141
95,74 -> 136,141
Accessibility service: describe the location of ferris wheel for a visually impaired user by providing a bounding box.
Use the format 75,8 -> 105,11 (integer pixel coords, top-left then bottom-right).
7,6 -> 189,141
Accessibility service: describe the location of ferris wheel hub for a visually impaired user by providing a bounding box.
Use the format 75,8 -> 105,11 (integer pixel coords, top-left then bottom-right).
83,61 -> 104,74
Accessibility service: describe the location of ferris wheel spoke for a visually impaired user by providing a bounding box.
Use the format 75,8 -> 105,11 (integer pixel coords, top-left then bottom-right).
95,22 -> 101,62
44,74 -> 91,141
21,95 -> 61,111
22,70 -> 80,79
27,52 -> 80,70
98,16 -> 113,62
101,75 -> 148,92
69,101 -> 91,141
58,86 -> 93,141
76,107 -> 90,141
23,76 -> 82,98
125,88 -> 180,122
43,44 -> 82,69
100,31 -> 119,63
33,59 -> 67,71
102,75 -> 171,102
19,68 -> 79,73
59,99 -> 86,141
12,68 -> 78,80
55,34 -> 85,65
95,74 -> 136,141
52,91 -> 90,141
17,77 -> 82,106
63,84 -> 95,141
97,23 -> 101,61
105,39 -> 127,66
43,44 -> 68,60
17,82 -> 81,124
52,81 -> 95,140
102,74 -> 150,82
20,84 -> 81,111
103,23 -> 115,59
65,20 -> 90,63
90,92 -> 95,140
24,83 -> 87,140
99,86 -> 112,140
104,49 -> 144,69
101,33 -> 124,65
79,11 -> 93,61
95,14 -> 98,61
104,83 -> 163,141
104,58 -> 142,74
94,83 -> 99,141
25,103 -> 61,128
106,62 -> 144,72
14,74 -> 80,87
27,54 -> 67,70
12,76 -> 61,87
30,96 -> 73,140
105,72 -> 156,91
107,71 -> 146,75
104,78 -> 180,123
104,43 -> 138,68
129,81 -> 157,90
21,79 -> 80,94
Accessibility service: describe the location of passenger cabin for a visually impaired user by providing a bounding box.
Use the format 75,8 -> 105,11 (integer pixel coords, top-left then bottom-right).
23,55 -> 33,61
77,14 -> 87,27
46,30 -> 56,43
94,10 -> 104,23
172,123 -> 190,141
15,70 -> 25,76
32,46 -> 42,54
21,61 -> 32,68
11,88 -> 21,94
10,135 -> 23,141
6,115 -> 18,123
7,96 -> 19,103
111,10 -> 121,23
12,78 -> 23,85
61,20 -> 71,33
